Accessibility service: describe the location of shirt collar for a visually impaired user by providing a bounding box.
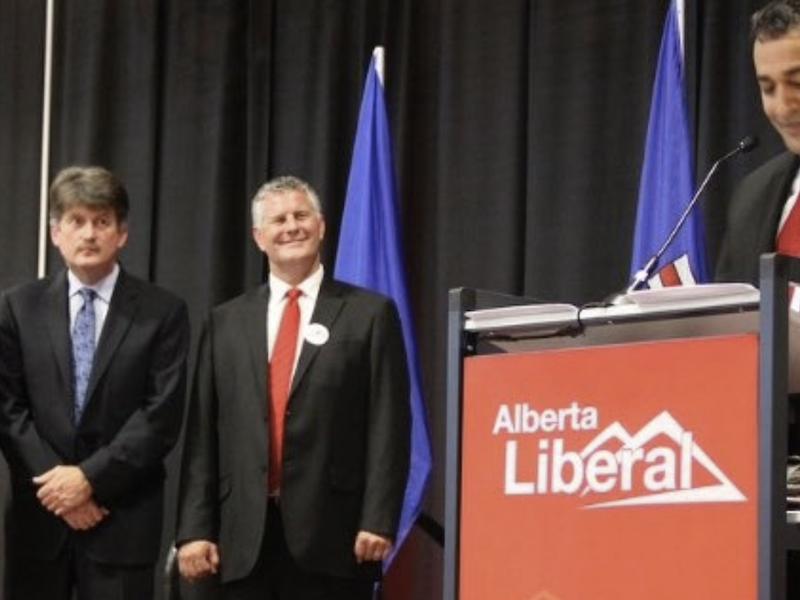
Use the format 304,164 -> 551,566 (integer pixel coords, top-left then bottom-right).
269,265 -> 324,302
68,264 -> 120,304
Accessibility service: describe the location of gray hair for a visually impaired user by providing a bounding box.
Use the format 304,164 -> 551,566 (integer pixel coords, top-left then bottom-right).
251,175 -> 323,228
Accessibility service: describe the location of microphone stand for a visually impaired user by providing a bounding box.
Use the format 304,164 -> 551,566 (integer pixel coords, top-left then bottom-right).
606,136 -> 758,305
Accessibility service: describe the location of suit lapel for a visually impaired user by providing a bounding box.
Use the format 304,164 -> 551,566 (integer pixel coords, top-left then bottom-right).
44,272 -> 74,422
290,280 -> 345,394
758,153 -> 800,254
241,285 -> 270,416
85,271 -> 142,406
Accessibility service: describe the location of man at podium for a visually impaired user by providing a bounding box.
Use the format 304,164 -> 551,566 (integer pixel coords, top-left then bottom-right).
716,0 -> 800,286
715,0 -> 800,593
716,0 -> 800,441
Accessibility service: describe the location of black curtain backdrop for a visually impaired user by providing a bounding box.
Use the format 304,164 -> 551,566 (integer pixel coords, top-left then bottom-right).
0,2 -> 784,599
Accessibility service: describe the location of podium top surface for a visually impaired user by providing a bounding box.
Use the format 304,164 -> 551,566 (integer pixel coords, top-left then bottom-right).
461,282 -> 800,392
464,283 -> 760,334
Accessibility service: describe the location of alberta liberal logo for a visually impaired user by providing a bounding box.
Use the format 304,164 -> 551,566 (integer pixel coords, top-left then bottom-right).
493,401 -> 745,508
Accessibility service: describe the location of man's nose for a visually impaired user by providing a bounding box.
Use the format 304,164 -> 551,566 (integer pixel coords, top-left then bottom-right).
774,86 -> 799,118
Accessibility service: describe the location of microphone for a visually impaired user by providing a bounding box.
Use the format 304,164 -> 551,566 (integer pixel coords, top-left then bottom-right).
606,135 -> 759,305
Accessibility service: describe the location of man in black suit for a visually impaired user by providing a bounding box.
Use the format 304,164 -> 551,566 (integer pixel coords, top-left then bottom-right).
715,1 -> 800,594
0,165 -> 189,600
175,175 -> 411,600
716,0 -> 800,284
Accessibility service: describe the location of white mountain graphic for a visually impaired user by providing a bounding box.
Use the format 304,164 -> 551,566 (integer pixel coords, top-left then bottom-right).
577,410 -> 745,508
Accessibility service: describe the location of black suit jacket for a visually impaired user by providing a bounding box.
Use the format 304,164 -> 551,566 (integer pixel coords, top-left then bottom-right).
0,269 -> 189,565
715,151 -> 800,285
176,278 -> 411,583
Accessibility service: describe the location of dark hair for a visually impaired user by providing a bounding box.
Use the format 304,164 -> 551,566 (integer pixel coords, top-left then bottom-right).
49,166 -> 130,225
752,0 -> 800,42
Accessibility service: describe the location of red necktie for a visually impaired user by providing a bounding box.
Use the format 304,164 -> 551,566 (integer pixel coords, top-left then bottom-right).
268,288 -> 301,493
777,192 -> 800,257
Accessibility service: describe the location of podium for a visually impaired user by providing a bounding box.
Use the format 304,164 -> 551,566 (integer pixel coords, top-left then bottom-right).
443,254 -> 800,600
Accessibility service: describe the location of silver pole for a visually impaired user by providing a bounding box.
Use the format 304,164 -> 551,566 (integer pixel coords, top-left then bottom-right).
38,0 -> 55,277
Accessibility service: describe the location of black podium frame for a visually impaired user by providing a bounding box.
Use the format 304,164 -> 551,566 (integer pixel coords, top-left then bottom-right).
758,253 -> 800,600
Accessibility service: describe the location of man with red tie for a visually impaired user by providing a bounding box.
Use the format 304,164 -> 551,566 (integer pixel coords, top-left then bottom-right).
175,175 -> 411,600
716,0 -> 800,284
714,1 -> 800,594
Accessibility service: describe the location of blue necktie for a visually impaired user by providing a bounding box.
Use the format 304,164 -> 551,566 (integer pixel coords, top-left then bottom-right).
72,288 -> 96,423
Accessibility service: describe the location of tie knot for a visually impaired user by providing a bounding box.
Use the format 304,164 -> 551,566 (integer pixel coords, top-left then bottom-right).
79,288 -> 96,303
286,288 -> 301,302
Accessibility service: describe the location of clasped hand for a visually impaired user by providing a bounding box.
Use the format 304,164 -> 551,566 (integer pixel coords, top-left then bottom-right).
33,465 -> 108,530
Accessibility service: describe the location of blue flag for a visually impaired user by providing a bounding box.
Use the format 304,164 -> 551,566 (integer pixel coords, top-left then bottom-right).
334,47 -> 433,566
630,0 -> 707,287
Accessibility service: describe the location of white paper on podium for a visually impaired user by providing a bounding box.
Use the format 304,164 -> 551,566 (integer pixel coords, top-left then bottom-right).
464,303 -> 578,331
623,282 -> 760,309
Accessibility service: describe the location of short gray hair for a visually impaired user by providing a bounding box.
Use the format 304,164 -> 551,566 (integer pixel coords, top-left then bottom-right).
251,175 -> 322,228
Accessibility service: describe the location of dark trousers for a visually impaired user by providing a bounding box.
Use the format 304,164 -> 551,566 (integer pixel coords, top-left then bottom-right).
7,539 -> 154,600
220,499 -> 375,600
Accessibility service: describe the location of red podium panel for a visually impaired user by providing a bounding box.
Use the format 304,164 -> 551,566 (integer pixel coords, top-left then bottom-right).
460,334 -> 758,600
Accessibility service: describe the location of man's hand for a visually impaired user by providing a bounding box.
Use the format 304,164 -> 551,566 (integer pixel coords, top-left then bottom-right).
61,499 -> 109,531
354,530 -> 393,563
177,540 -> 220,582
33,465 -> 93,516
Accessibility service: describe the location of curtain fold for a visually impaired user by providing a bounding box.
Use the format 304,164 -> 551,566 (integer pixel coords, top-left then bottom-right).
0,0 -> 47,289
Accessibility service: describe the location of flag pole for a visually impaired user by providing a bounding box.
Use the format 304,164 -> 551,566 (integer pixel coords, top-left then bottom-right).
374,46 -> 385,86
38,0 -> 55,277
